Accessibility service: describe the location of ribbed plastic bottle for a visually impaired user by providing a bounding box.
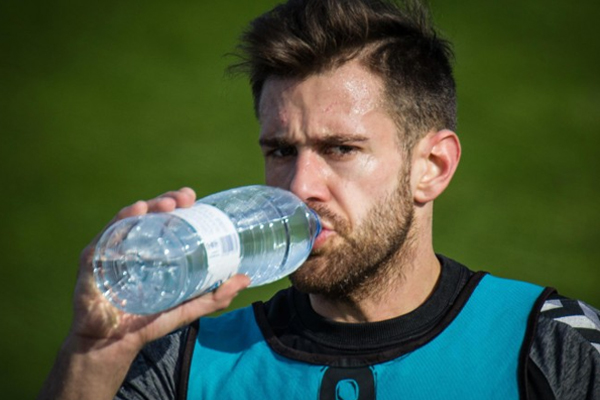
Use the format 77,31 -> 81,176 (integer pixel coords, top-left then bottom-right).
93,185 -> 320,315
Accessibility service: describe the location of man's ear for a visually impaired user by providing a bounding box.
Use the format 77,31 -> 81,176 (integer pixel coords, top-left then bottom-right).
411,129 -> 461,204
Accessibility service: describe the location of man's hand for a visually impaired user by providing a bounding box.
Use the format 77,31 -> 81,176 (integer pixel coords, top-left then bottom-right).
38,188 -> 251,400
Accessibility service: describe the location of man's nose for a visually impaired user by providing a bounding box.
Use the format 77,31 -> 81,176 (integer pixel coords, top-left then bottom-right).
288,151 -> 330,203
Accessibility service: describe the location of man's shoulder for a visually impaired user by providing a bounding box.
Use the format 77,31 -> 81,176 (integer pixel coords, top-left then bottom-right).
115,327 -> 190,400
527,294 -> 600,400
537,294 -> 600,353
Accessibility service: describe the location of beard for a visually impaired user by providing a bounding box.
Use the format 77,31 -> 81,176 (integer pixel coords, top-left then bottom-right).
290,168 -> 415,300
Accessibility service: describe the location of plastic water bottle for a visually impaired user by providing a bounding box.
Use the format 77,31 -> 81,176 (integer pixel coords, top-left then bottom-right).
93,185 -> 320,315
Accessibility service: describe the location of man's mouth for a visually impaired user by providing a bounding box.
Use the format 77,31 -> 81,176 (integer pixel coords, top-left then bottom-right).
312,225 -> 334,250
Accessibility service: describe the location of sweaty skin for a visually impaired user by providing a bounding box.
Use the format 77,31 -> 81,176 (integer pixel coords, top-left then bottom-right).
258,60 -> 461,322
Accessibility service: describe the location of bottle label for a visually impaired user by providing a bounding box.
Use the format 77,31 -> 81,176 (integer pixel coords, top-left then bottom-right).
171,204 -> 241,292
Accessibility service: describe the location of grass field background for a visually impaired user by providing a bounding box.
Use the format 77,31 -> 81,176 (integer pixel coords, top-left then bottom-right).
1,1 -> 599,397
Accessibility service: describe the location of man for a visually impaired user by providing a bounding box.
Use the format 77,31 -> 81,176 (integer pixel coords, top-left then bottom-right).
38,0 -> 600,399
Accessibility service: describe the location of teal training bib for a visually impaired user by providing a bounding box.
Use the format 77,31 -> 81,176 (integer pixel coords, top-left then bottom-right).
187,274 -> 544,399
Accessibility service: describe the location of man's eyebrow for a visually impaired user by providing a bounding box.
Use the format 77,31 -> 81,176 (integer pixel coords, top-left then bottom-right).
258,137 -> 292,147
316,134 -> 369,144
259,134 -> 369,147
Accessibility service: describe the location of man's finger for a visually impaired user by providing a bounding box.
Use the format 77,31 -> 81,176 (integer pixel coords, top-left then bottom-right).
146,188 -> 196,212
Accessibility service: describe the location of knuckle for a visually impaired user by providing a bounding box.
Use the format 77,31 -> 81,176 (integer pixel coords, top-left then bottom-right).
116,207 -> 129,218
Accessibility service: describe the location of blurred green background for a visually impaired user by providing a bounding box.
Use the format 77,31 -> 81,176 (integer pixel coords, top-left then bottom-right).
1,0 -> 599,397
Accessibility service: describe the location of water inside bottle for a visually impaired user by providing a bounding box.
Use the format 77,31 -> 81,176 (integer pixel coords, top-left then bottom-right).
94,185 -> 320,314
218,188 -> 318,286
94,214 -> 210,314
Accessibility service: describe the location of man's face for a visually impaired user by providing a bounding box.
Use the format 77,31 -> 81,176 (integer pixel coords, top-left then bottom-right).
258,60 -> 415,298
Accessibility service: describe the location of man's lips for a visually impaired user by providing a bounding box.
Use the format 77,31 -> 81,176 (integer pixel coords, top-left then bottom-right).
312,226 -> 334,249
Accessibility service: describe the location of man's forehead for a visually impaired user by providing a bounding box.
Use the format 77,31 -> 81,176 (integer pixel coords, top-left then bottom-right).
257,77 -> 297,124
258,62 -> 385,123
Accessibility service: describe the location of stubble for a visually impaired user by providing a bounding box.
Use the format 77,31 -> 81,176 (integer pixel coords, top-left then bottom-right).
290,167 -> 415,302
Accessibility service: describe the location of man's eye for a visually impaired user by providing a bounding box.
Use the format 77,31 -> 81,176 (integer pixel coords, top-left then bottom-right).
268,146 -> 297,158
327,145 -> 357,156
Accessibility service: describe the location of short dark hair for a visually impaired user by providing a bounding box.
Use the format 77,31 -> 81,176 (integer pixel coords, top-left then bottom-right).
230,0 -> 456,150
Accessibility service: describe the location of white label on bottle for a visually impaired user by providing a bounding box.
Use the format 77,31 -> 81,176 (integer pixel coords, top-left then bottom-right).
170,204 -> 241,292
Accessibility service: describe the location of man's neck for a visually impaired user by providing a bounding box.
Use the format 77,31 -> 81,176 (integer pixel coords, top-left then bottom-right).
308,249 -> 441,323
